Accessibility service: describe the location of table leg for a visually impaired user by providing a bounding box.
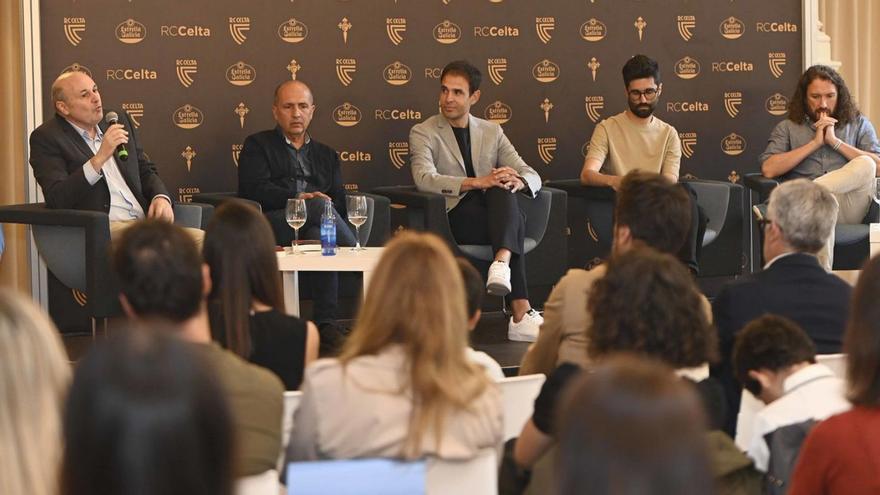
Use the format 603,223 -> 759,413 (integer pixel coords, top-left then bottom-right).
362,269 -> 372,298
283,270 -> 301,317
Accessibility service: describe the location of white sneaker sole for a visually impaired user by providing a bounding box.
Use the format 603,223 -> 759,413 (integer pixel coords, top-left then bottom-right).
487,281 -> 512,297
508,330 -> 537,343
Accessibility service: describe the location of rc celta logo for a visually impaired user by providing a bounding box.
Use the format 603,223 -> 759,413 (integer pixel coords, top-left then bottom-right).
532,59 -> 560,83
680,132 -> 697,159
375,108 -> 422,120
580,18 -> 607,42
116,18 -> 146,44
226,61 -> 256,86
769,52 -> 787,78
724,92 -> 743,118
537,137 -> 557,165
333,102 -> 362,127
487,58 -> 507,85
340,150 -> 372,162
336,58 -> 357,86
721,133 -> 747,156
172,104 -> 204,129
756,22 -> 798,33
232,144 -> 242,167
121,103 -> 144,128
106,67 -> 158,81
63,17 -> 86,46
484,101 -> 512,125
383,62 -> 412,86
474,25 -> 519,37
666,101 -> 709,112
433,20 -> 462,44
584,96 -> 604,123
278,19 -> 308,43
386,18 -> 406,45
677,15 -> 695,41
161,24 -> 212,37
388,142 -> 409,169
535,17 -> 554,44
228,17 -> 250,45
175,59 -> 197,88
712,60 -> 754,72
674,56 -> 701,80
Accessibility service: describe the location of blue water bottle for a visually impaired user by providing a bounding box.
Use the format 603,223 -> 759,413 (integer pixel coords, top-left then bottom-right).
320,199 -> 337,256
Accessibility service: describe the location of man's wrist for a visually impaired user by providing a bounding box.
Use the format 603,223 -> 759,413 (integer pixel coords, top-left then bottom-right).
832,138 -> 843,152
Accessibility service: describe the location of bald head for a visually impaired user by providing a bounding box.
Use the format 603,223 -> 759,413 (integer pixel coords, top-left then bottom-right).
52,70 -> 87,104
272,80 -> 316,145
274,80 -> 314,106
51,70 -> 103,130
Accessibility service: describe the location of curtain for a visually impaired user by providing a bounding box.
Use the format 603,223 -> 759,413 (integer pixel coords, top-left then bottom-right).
819,0 -> 880,122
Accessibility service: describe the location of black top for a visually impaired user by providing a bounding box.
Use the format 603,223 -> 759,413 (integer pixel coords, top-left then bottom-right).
451,126 -> 477,178
209,305 -> 309,390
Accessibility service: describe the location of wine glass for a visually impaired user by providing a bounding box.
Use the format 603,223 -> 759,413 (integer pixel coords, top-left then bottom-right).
285,198 -> 307,255
347,195 -> 368,251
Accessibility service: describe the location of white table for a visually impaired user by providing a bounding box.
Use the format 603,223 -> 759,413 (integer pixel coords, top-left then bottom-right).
871,223 -> 880,259
277,246 -> 385,317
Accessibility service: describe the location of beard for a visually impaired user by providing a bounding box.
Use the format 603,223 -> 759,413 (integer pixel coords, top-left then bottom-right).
628,100 -> 656,119
808,107 -> 833,122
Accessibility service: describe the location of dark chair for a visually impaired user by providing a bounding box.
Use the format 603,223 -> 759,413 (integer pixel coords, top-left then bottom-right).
743,173 -> 879,271
0,202 -> 212,335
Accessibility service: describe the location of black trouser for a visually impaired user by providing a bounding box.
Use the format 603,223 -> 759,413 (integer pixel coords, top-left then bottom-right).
448,188 -> 528,300
677,183 -> 708,275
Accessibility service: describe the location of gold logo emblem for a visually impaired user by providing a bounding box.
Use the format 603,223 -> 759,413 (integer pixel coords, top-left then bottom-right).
677,15 -> 695,41
71,289 -> 87,307
335,58 -> 356,86
532,59 -> 560,83
580,18 -> 607,42
712,61 -> 754,72
388,142 -> 409,169
121,103 -> 144,128
728,170 -> 740,183
768,52 -> 787,78
634,16 -> 647,41
474,25 -> 520,37
386,18 -> 406,45
63,17 -> 86,46
535,17 -> 555,44
228,17 -> 250,45
232,144 -> 242,167
674,56 -> 701,80
333,102 -> 362,127
235,102 -> 249,128
340,151 -> 372,163
178,187 -> 200,203
720,17 -> 745,40
115,18 -> 147,44
537,137 -> 557,165
175,59 -> 197,88
721,133 -> 747,156
278,18 -> 308,43
756,22 -> 798,33
484,101 -> 512,125
584,96 -> 604,123
666,101 -> 710,112
487,58 -> 507,85
226,61 -> 256,86
383,61 -> 412,86
587,57 -> 600,82
338,17 -> 352,43
160,25 -> 211,37
541,98 -> 553,123
724,92 -> 743,118
287,59 -> 301,80
172,104 -> 204,129
61,63 -> 93,78
680,132 -> 697,159
765,93 -> 789,116
433,20 -> 462,44
181,146 -> 197,172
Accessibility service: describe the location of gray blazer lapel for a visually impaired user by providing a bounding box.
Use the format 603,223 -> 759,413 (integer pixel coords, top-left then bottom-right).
437,117 -> 466,173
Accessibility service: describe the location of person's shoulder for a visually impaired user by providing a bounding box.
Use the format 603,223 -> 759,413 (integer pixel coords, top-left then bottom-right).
649,115 -> 679,134
557,266 -> 605,289
308,138 -> 339,157
210,345 -> 284,393
31,113 -> 65,138
411,113 -> 443,132
243,128 -> 281,147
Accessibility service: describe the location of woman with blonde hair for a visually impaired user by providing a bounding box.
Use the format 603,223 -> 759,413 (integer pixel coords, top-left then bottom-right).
285,231 -> 502,461
0,288 -> 70,495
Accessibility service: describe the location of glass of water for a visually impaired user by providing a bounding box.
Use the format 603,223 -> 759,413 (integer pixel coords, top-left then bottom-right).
347,195 -> 368,251
286,198 -> 307,255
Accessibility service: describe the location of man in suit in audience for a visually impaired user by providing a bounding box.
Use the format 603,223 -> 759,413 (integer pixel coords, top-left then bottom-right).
112,220 -> 284,477
238,80 -> 356,339
409,60 -> 544,342
712,179 -> 851,436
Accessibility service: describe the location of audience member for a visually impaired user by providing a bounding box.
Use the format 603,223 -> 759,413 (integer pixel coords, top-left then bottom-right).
112,220 -> 283,477
456,257 -> 505,381
556,355 -> 714,495
61,328 -> 235,495
0,289 -> 70,495
712,179 -> 850,435
285,232 -> 502,463
789,254 -> 880,494
733,315 -> 848,476
204,201 -> 319,390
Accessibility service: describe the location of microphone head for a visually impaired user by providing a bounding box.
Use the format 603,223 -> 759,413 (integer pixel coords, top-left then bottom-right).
104,111 -> 119,125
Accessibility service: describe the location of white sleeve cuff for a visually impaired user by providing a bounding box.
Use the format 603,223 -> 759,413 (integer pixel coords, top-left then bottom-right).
82,161 -> 103,185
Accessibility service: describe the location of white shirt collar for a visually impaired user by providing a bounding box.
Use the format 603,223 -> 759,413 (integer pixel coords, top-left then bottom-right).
783,363 -> 835,394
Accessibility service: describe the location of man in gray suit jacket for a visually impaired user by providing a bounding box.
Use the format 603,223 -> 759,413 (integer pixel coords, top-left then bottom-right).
409,60 -> 543,342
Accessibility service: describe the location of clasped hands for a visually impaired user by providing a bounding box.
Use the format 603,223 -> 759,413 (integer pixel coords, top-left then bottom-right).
478,167 -> 525,193
813,110 -> 841,148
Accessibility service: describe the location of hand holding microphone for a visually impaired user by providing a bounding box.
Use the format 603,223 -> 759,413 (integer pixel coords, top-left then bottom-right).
89,112 -> 130,172
104,111 -> 129,161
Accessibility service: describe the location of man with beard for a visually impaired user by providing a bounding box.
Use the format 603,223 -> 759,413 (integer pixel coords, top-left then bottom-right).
759,65 -> 880,270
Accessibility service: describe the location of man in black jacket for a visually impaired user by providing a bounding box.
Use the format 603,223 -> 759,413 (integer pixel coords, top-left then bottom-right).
238,80 -> 356,333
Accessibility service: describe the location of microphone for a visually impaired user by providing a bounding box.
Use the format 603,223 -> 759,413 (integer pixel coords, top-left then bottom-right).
104,111 -> 129,161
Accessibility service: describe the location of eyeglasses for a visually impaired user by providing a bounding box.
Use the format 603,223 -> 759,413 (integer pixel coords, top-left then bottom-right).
628,88 -> 659,101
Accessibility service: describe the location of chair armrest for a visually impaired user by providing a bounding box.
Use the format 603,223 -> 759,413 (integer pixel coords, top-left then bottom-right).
742,173 -> 779,203
544,179 -> 616,201
863,199 -> 880,224
173,202 -> 213,229
371,186 -> 456,245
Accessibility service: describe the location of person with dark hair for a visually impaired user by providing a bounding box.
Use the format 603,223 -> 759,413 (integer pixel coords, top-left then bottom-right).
410,60 -> 544,342
556,355 -> 714,495
204,202 -> 319,390
732,315 -> 848,475
112,220 -> 284,477
456,258 -> 504,381
760,65 -> 880,269
61,328 -> 235,495
238,79 -> 356,335
789,255 -> 880,494
520,171 -> 701,376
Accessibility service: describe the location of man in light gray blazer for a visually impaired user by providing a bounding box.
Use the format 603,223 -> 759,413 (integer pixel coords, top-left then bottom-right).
409,60 -> 543,342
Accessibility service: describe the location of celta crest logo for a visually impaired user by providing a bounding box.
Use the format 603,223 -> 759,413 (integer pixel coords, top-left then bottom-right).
172,104 -> 204,129
680,132 -> 697,159
584,96 -> 604,123
532,59 -> 560,83
484,101 -> 512,125
724,92 -> 743,118
765,93 -> 789,116
278,19 -> 308,43
728,170 -> 740,184
677,15 -> 695,41
721,133 -> 747,156
720,17 -> 745,40
175,59 -> 197,88
537,137 -> 557,165
535,17 -> 555,44
541,98 -> 553,123
63,17 -> 86,46
181,146 -> 197,172
580,18 -> 607,42
768,52 -> 787,78
235,102 -> 249,128
61,63 -> 92,78
383,62 -> 412,86
386,18 -> 406,45
121,103 -> 144,128
116,18 -> 146,44
338,17 -> 352,43
388,142 -> 409,169
228,17 -> 250,45
336,58 -> 356,86
287,59 -> 301,80
433,20 -> 462,44
587,57 -> 600,82
634,16 -> 647,41
487,58 -> 507,85
674,56 -> 701,80
226,61 -> 256,86
232,144 -> 243,167
333,102 -> 362,127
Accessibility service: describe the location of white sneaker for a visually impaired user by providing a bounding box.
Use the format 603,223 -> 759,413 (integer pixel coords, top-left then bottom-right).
508,309 -> 543,342
486,261 -> 512,296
